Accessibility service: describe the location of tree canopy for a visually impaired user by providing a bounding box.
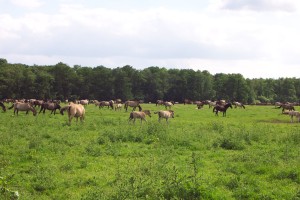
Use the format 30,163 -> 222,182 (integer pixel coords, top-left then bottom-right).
0,58 -> 299,103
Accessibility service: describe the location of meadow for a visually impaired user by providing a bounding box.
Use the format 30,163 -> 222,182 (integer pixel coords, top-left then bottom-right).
0,103 -> 299,200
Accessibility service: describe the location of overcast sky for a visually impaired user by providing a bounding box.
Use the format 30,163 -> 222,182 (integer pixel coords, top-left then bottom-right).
1,0 -> 299,78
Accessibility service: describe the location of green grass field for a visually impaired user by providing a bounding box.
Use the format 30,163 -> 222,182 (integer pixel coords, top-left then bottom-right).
0,103 -> 299,199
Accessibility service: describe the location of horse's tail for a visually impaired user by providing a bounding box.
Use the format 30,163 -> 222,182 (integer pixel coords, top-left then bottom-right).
242,104 -> 245,109
8,103 -> 14,110
212,107 -> 216,113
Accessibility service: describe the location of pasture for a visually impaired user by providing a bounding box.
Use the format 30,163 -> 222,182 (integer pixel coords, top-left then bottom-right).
0,103 -> 299,199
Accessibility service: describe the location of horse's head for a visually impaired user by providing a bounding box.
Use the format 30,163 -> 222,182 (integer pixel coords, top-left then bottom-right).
143,110 -> 151,117
169,110 -> 175,118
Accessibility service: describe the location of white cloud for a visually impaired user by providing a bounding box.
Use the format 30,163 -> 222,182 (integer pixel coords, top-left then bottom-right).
221,0 -> 298,12
1,1 -> 300,78
10,0 -> 44,9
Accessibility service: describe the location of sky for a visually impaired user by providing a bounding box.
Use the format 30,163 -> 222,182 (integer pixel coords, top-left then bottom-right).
0,0 -> 300,79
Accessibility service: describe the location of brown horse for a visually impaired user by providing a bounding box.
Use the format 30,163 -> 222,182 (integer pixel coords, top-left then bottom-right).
99,101 -> 114,109
60,102 -> 85,125
9,102 -> 37,116
278,104 -> 295,113
39,102 -> 61,115
0,102 -> 6,112
213,103 -> 232,117
128,110 -> 151,124
124,100 -> 142,112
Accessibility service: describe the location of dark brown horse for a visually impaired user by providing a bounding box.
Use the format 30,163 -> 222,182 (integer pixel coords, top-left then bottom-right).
213,103 -> 232,117
39,102 -> 61,115
0,102 -> 6,112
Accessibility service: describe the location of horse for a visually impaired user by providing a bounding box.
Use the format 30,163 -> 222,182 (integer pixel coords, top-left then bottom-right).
213,103 -> 232,117
99,101 -> 113,109
154,110 -> 174,123
233,101 -> 245,109
39,102 -> 61,115
288,111 -> 300,123
208,101 -> 217,108
124,100 -> 142,112
0,102 -> 6,112
60,102 -> 85,125
32,100 -> 44,108
278,104 -> 295,113
114,103 -> 122,111
164,101 -> 173,109
156,100 -> 164,106
183,99 -> 192,105
8,102 -> 37,116
194,101 -> 204,109
128,110 -> 151,124
79,99 -> 89,106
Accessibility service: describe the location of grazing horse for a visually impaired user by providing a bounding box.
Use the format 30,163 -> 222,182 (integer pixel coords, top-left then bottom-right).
208,101 -> 217,108
99,101 -> 113,109
154,110 -> 174,123
0,102 -> 6,112
79,99 -> 89,106
114,103 -> 122,111
39,102 -> 61,115
128,110 -> 151,124
124,100 -> 142,112
60,102 -> 85,125
164,101 -> 173,109
213,103 -> 232,117
156,100 -> 164,106
195,101 -> 204,109
233,101 -> 245,109
183,99 -> 192,105
279,104 -> 295,113
33,100 -> 44,108
9,102 -> 37,116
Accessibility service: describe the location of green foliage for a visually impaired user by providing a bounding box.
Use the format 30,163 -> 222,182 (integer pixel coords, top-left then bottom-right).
1,58 -> 300,102
0,101 -> 299,199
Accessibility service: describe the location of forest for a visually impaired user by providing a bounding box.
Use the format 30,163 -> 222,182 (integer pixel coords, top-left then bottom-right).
0,58 -> 299,104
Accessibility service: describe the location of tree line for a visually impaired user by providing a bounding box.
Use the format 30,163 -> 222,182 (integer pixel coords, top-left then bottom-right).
0,58 -> 299,104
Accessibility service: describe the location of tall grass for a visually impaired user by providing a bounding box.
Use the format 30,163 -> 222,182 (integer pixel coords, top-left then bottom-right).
0,104 -> 299,199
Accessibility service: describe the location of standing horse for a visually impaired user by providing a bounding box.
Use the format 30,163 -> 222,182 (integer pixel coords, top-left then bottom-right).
39,102 -> 61,115
213,103 -> 232,117
60,102 -> 85,125
0,102 -> 6,112
9,102 -> 37,116
154,110 -> 174,123
124,100 -> 142,112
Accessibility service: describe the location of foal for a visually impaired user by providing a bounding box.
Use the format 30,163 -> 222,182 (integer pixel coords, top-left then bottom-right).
154,110 -> 174,123
128,110 -> 151,124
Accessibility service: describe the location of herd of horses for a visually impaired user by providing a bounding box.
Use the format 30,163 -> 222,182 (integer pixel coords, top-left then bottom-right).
0,99 -> 299,124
